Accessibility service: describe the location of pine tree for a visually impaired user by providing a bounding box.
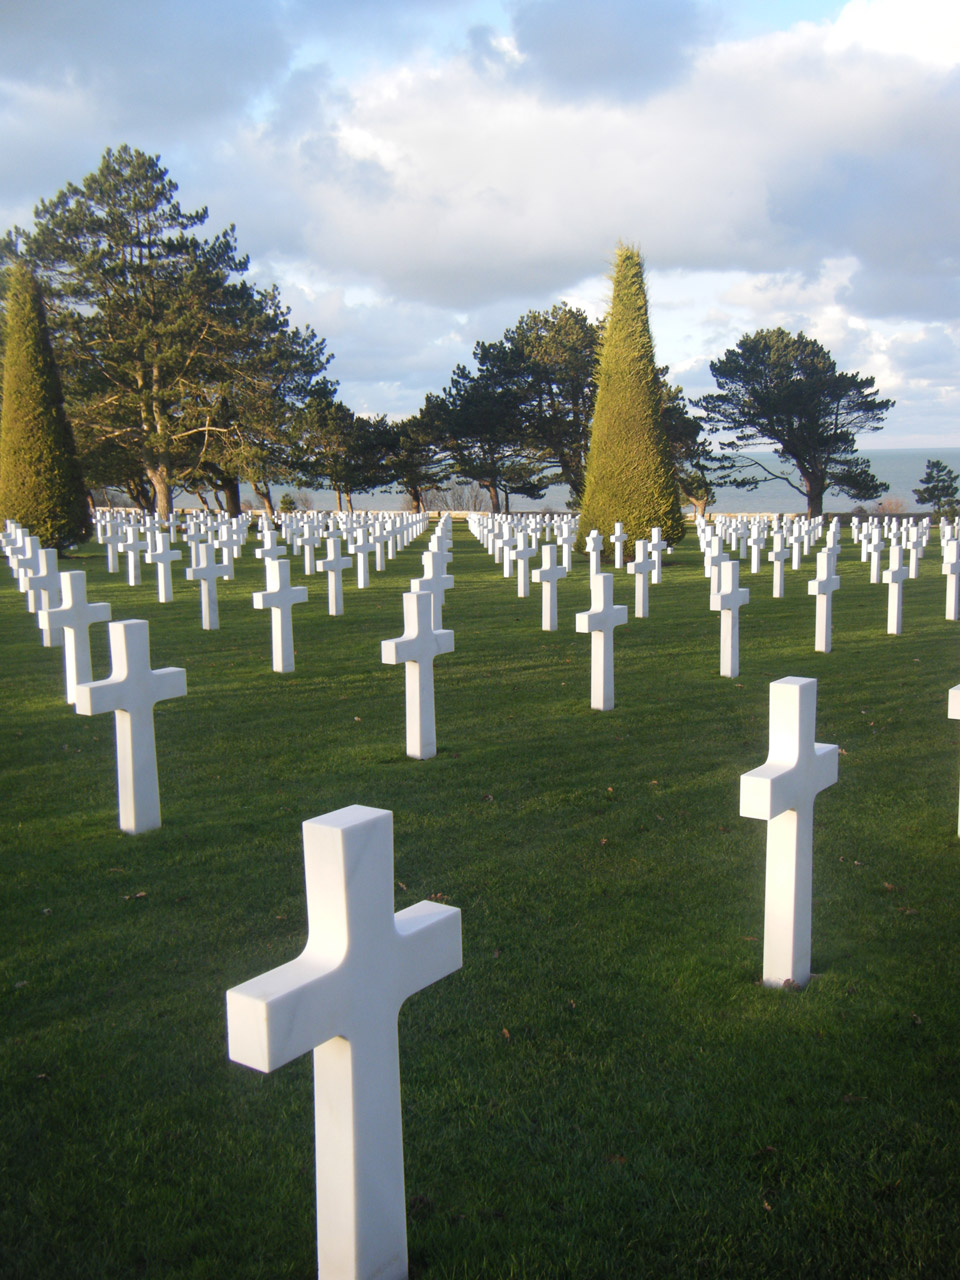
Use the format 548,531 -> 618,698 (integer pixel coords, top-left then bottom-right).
913,459 -> 959,517
0,262 -> 90,548
577,245 -> 684,551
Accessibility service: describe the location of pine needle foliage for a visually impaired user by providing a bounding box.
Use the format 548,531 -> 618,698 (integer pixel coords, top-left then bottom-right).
577,244 -> 684,551
0,262 -> 90,547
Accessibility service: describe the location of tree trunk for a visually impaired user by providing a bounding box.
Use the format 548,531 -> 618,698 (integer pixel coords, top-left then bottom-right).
252,483 -> 275,519
804,477 -> 824,518
335,488 -> 344,513
144,462 -> 172,521
481,481 -> 500,513
220,476 -> 242,518
346,492 -> 354,513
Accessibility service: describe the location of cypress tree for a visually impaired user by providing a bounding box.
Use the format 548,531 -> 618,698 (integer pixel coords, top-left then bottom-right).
577,245 -> 684,550
0,262 -> 90,548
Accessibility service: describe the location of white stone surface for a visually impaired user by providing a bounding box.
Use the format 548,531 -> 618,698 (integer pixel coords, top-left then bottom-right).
807,549 -> 840,653
882,543 -> 909,635
38,570 -> 111,704
320,537 -> 353,617
253,557 -> 308,673
145,532 -> 182,603
769,532 -> 789,599
584,529 -> 604,579
942,540 -> 959,622
740,677 -> 838,989
185,540 -> 230,630
626,540 -> 653,618
381,592 -> 454,759
950,685 -> 960,837
226,805 -> 461,1280
710,559 -> 749,679
531,543 -> 567,631
575,572 -> 628,711
74,619 -> 186,833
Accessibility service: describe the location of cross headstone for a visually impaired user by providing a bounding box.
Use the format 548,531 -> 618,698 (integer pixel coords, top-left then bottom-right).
626,540 -> 654,619
121,525 -> 148,586
381,592 -> 454,759
769,532 -> 790,599
253,557 -> 308,673
807,549 -> 840,653
411,549 -> 453,630
609,522 -> 628,570
513,530 -> 538,599
145,532 -> 182,603
584,529 -> 604,578
319,537 -> 353,617
648,527 -> 668,585
350,527 -> 376,589
38,570 -> 112,704
949,684 -> 960,837
942,540 -> 959,622
25,548 -> 64,648
574,572 -> 628,711
185,539 -> 230,630
531,542 -> 567,631
74,620 -> 187,833
882,543 -> 909,635
710,559 -> 749,679
226,804 -> 461,1280
740,677 -> 838,988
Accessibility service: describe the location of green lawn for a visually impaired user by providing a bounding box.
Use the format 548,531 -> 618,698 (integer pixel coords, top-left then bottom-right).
2,519 -> 959,1279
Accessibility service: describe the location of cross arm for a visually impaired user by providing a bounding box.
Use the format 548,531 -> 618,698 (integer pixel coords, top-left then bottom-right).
392,901 -> 462,1006
226,956 -> 347,1073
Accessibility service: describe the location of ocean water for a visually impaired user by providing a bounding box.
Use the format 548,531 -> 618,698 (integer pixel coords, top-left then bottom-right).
692,448 -> 960,516
229,448 -> 960,515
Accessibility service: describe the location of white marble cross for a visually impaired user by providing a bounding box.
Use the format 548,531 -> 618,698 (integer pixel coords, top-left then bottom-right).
531,542 -> 567,631
38,570 -> 111,704
949,685 -> 960,837
584,529 -> 604,578
121,526 -> 148,586
704,533 -> 729,594
25,548 -> 64,648
740,677 -> 838,988
255,528 -> 288,565
942,540 -> 959,622
253,557 -> 308,673
350,527 -> 376,589
575,572 -> 628,710
513,530 -> 538,598
807,549 -> 840,653
882,543 -> 909,635
381,591 -> 454,759
868,531 -> 885,585
769,532 -> 790,599
145,532 -> 182,603
609,522 -> 628,570
319,537 -> 353,617
185,539 -> 231,630
710,559 -> 749,678
74,619 -> 187,833
648,527 -> 668,585
226,804 -> 461,1280
555,526 -> 577,573
411,549 -> 453,630
102,519 -> 126,574
626,540 -> 654,619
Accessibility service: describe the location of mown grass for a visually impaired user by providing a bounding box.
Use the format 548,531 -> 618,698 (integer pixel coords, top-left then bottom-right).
2,519 -> 959,1279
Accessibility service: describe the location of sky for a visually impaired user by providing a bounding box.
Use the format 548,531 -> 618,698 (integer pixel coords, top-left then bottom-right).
1,0 -> 958,448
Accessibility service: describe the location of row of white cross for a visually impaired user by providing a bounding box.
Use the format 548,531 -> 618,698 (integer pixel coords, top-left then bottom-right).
5,510 -> 960,1280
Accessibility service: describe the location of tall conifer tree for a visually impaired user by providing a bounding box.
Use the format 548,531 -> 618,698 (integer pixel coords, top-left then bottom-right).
0,262 -> 90,547
577,245 -> 684,550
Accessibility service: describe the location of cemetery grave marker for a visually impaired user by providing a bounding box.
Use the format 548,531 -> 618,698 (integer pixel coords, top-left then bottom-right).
226,805 -> 461,1280
74,619 -> 187,833
740,677 -> 838,989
